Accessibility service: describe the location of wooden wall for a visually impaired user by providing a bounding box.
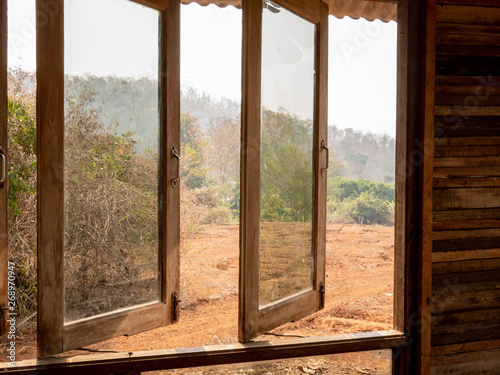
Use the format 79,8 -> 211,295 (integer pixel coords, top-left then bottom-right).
428,1 -> 500,373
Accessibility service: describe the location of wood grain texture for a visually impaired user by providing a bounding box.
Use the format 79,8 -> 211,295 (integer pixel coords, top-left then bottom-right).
0,0 -> 7,338
432,248 -> 500,263
433,237 -> 500,252
420,0 -> 437,370
129,0 -> 168,11
436,4 -> 500,26
433,156 -> 500,168
433,218 -> 500,230
63,302 -> 167,352
437,23 -> 500,37
36,0 -> 65,358
432,228 -> 500,240
435,117 -> 500,138
432,259 -> 500,274
433,208 -> 500,222
239,0 -> 262,342
431,338 -> 500,356
434,137 -> 500,146
0,331 -> 406,375
160,0 -> 180,324
393,0 -> 422,372
433,177 -> 500,187
436,33 -> 500,46
434,145 -> 500,157
433,187 -> 500,210
435,106 -> 500,117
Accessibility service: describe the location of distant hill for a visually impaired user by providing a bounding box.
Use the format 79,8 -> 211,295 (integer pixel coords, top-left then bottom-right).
66,75 -> 395,182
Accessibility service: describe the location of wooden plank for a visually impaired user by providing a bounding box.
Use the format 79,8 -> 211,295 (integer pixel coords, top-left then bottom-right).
434,166 -> 500,178
430,288 -> 500,314
433,228 -> 500,241
36,0 -> 65,358
433,208 -> 500,221
435,95 -> 500,106
393,0 -> 422,372
435,106 -> 500,116
239,0 -> 263,343
431,338 -> 500,356
277,0 -> 321,24
435,117 -> 500,138
432,320 -> 500,336
433,237 -> 500,252
436,75 -> 500,87
313,0 -> 328,314
129,0 -> 168,11
433,270 -> 500,286
434,137 -> 500,146
437,0 -> 500,6
63,303 -> 167,352
435,85 -> 500,96
436,44 -> 500,57
419,0 -> 436,371
161,0 -> 181,324
0,0 -> 7,338
437,23 -> 500,37
433,219 -> 500,231
0,331 -> 407,375
431,348 -> 500,367
433,177 -> 500,188
433,156 -> 500,168
436,33 -> 500,46
432,329 -> 500,348
434,145 -> 500,157
436,4 -> 500,26
436,55 -> 500,76
432,259 -> 500,274
432,248 -> 500,262
433,187 -> 500,210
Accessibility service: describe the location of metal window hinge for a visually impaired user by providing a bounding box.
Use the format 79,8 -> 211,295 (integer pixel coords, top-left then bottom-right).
319,282 -> 325,310
171,292 -> 181,322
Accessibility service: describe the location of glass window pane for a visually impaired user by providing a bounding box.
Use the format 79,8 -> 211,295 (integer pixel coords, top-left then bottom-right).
63,0 -> 160,322
260,2 -> 316,307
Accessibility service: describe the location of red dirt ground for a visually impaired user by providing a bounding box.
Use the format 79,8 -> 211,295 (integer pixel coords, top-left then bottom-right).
1,223 -> 394,374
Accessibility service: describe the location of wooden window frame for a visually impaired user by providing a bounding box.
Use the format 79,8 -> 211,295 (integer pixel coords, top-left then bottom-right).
0,0 -> 425,371
0,0 -> 7,339
36,0 -> 180,358
239,0 -> 328,342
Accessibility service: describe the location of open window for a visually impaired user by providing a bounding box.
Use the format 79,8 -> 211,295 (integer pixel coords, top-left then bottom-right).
36,0 -> 180,358
239,0 -> 328,341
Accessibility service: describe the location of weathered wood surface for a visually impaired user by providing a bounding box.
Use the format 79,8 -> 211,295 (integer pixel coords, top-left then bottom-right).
36,0 -> 65,358
0,331 -> 407,375
0,0 -> 7,338
430,348 -> 500,374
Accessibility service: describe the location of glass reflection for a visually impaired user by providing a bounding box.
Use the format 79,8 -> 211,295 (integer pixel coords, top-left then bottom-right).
260,2 -> 316,306
64,0 -> 160,322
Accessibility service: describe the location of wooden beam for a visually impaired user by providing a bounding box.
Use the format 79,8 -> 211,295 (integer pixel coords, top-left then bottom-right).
239,0 -> 262,343
36,0 -> 65,358
0,331 -> 406,375
0,0 -> 7,338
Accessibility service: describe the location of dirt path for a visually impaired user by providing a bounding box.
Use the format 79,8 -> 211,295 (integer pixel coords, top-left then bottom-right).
1,223 -> 394,374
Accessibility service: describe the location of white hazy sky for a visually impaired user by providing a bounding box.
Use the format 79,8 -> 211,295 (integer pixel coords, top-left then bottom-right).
7,0 -> 397,137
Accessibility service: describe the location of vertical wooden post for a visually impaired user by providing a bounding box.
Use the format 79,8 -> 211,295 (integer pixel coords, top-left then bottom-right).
0,0 -> 7,338
239,0 -> 262,342
160,0 -> 181,323
419,0 -> 436,373
37,0 -> 65,358
393,0 -> 425,373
